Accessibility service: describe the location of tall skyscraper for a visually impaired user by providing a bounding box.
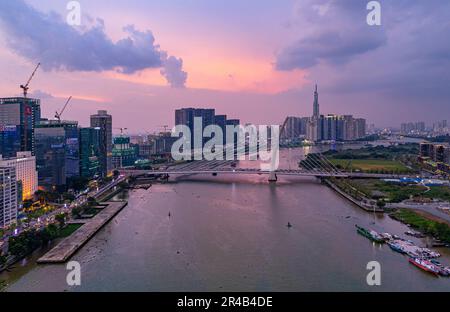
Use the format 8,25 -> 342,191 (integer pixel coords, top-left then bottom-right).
35,120 -> 79,190
313,84 -> 320,118
0,166 -> 18,228
214,115 -> 227,146
0,97 -> 41,156
281,117 -> 309,141
0,152 -> 38,200
90,110 -> 113,177
306,86 -> 366,142
174,108 -> 216,149
79,127 -> 101,179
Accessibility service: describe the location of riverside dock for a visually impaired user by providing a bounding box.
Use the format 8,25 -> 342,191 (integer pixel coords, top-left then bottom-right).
37,201 -> 127,264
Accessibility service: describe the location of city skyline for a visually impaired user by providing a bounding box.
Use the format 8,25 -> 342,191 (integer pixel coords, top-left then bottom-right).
0,0 -> 449,133
1,1 -> 450,296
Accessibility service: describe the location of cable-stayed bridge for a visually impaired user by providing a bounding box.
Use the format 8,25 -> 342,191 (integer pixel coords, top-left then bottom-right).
120,154 -> 415,182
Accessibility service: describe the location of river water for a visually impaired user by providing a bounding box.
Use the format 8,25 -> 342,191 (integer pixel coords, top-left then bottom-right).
3,141 -> 450,291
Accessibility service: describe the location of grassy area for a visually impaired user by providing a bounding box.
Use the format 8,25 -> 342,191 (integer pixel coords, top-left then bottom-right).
390,209 -> 450,243
330,159 -> 410,173
322,143 -> 420,174
423,186 -> 450,202
59,224 -> 83,238
83,207 -> 101,216
324,143 -> 419,160
345,179 -> 450,203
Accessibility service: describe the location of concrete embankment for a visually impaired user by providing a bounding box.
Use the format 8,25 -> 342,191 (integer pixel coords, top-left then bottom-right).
37,201 -> 127,264
323,179 -> 384,213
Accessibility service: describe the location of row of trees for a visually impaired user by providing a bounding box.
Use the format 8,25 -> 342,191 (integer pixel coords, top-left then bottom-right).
7,213 -> 68,257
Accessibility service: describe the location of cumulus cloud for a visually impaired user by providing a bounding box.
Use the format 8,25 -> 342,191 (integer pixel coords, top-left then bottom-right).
160,56 -> 188,88
0,0 -> 188,87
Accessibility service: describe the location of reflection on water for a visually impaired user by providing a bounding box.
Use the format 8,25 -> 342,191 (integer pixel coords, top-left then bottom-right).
4,144 -> 450,292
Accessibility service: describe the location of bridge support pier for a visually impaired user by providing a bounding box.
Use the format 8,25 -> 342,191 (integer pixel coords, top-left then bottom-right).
268,172 -> 278,183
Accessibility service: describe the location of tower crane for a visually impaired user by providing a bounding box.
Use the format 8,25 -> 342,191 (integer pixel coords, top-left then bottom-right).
20,62 -> 41,153
20,63 -> 41,98
55,96 -> 73,122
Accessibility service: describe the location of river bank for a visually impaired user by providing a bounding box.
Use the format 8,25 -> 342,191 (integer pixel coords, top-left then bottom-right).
322,178 -> 384,213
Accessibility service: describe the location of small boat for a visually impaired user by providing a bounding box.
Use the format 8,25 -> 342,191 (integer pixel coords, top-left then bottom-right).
388,242 -> 406,254
380,233 -> 393,241
287,222 -> 293,228
443,267 -> 450,276
408,258 -> 440,276
355,225 -> 384,244
430,260 -> 450,277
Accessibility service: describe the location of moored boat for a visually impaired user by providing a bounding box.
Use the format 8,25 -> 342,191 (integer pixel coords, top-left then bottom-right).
355,225 -> 384,244
408,258 -> 440,276
388,241 -> 406,254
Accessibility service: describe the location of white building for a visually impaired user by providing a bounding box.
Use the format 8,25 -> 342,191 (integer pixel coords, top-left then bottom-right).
0,152 -> 38,200
0,167 -> 18,228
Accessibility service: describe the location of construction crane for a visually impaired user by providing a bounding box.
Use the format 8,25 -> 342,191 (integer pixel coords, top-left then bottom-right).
55,96 -> 73,122
20,63 -> 41,98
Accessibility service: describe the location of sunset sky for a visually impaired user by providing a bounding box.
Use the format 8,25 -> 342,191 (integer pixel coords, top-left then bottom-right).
0,0 -> 449,133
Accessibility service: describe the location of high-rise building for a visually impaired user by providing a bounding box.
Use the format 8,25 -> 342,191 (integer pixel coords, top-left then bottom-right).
0,125 -> 22,158
214,115 -> 227,146
0,97 -> 41,156
281,117 -> 308,142
306,86 -> 366,142
90,110 -> 112,177
401,121 -> 426,134
35,120 -> 79,190
313,84 -> 319,118
0,166 -> 18,228
149,133 -> 176,156
112,136 -> 138,168
175,108 -> 216,149
79,127 -> 101,179
0,152 -> 38,200
419,142 -> 450,164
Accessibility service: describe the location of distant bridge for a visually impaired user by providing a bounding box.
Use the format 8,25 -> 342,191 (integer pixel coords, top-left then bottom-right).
120,154 -> 416,182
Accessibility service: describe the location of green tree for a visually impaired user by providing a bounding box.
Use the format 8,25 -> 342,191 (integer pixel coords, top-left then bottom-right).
0,255 -> 7,267
71,206 -> 82,218
87,197 -> 98,206
41,224 -> 59,243
23,199 -> 34,209
55,213 -> 67,228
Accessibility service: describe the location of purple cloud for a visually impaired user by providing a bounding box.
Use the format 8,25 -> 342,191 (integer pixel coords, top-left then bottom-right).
276,0 -> 387,70
0,0 -> 188,87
